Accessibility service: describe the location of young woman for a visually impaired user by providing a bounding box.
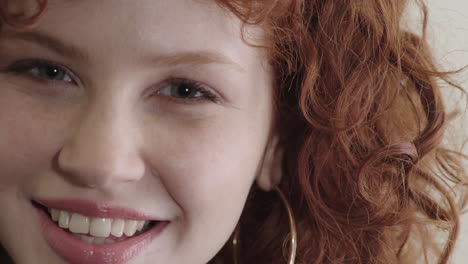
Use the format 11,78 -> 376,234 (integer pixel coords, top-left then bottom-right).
0,0 -> 466,263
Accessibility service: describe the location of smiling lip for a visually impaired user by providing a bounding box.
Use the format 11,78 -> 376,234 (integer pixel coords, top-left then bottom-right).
32,199 -> 169,264
35,198 -> 163,220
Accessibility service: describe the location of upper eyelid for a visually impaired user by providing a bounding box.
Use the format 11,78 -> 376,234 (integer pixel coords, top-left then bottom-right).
7,59 -> 78,83
161,78 -> 210,94
5,58 -> 228,104
154,78 -> 222,103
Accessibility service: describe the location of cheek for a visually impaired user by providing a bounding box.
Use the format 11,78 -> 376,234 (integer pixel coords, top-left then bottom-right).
145,109 -> 271,220
0,89 -> 64,188
144,112 -> 270,260
158,119 -> 264,204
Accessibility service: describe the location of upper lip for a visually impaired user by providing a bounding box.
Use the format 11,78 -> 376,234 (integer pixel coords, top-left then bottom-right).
34,198 -> 164,221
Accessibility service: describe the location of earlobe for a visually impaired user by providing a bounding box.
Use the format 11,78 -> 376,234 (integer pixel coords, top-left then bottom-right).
256,136 -> 283,191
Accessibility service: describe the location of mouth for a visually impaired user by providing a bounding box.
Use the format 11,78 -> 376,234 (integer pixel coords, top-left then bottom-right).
31,199 -> 169,264
33,201 -> 157,244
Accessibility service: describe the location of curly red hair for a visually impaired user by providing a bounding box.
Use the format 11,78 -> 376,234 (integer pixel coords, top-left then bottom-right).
1,1 -> 467,263
209,0 -> 468,263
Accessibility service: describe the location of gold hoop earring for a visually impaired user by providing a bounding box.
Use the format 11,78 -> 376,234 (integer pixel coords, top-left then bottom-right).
275,186 -> 297,264
232,223 -> 240,264
232,187 -> 297,264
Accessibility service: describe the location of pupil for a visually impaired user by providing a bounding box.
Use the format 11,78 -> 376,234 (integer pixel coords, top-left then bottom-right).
178,84 -> 192,97
46,67 -> 60,78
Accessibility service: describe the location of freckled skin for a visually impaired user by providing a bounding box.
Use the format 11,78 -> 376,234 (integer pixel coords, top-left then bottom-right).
0,0 -> 276,263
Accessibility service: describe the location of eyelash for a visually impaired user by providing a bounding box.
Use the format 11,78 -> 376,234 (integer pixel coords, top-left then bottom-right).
4,59 -> 220,104
6,59 -> 76,84
156,77 -> 220,104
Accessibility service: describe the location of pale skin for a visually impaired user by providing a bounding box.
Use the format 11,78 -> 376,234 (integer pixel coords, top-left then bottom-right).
0,0 -> 278,263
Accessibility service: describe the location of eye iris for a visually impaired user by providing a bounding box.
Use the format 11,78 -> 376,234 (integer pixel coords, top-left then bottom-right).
39,66 -> 65,80
173,83 -> 197,98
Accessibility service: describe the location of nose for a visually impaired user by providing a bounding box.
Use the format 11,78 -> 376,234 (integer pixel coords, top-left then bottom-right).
56,99 -> 145,189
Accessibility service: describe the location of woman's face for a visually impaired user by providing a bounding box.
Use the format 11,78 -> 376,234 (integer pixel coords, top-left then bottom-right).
0,0 -> 275,263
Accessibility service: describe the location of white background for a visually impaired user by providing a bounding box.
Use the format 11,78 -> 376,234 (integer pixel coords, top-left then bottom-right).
406,0 -> 467,262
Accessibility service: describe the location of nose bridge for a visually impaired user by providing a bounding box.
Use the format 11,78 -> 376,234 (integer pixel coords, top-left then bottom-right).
57,95 -> 144,188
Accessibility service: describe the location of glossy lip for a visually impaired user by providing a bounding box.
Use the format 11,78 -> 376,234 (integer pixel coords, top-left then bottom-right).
34,203 -> 169,264
35,198 -> 163,220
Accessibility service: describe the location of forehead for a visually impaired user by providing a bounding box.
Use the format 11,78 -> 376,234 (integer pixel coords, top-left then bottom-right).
19,0 -> 264,65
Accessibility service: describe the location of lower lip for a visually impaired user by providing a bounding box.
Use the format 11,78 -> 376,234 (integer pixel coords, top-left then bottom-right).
34,205 -> 168,264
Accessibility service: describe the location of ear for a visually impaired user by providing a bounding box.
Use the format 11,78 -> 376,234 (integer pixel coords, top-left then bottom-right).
256,136 -> 283,191
2,0 -> 41,18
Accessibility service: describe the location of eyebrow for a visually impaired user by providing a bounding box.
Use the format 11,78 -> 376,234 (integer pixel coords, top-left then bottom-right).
1,31 -> 245,72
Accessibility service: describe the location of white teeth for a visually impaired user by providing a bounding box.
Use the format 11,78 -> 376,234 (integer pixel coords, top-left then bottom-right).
51,209 -> 60,221
105,238 -> 116,244
124,220 -> 137,236
78,235 -> 117,245
90,218 -> 111,238
58,211 -> 70,228
93,237 -> 106,245
111,219 -> 125,237
69,213 -> 90,234
137,220 -> 145,231
75,234 -> 117,244
48,208 -> 152,243
80,235 -> 94,243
